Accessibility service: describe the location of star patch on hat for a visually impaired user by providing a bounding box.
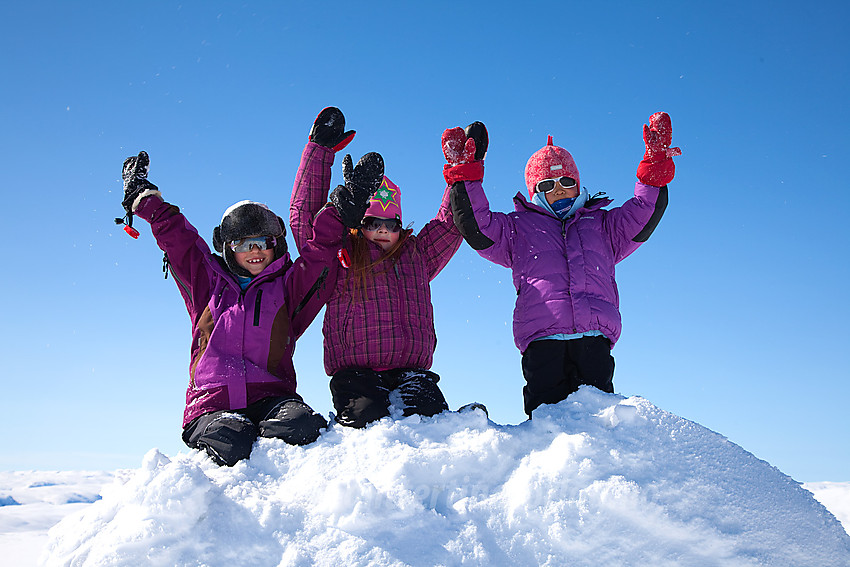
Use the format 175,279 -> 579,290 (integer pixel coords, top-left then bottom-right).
364,176 -> 402,222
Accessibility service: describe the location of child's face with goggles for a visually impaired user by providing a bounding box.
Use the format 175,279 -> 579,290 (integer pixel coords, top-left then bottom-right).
534,176 -> 579,204
229,236 -> 276,276
361,216 -> 401,250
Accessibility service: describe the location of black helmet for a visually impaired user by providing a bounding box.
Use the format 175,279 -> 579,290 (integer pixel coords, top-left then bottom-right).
212,200 -> 288,277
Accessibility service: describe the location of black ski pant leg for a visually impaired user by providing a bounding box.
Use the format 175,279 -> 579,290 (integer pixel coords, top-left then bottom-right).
521,337 -> 615,418
567,335 -> 615,394
182,410 -> 259,467
522,340 -> 576,418
390,369 -> 450,418
249,396 -> 329,446
329,368 -> 392,428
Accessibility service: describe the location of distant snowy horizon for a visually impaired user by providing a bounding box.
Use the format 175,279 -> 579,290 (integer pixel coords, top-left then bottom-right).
2,388 -> 849,566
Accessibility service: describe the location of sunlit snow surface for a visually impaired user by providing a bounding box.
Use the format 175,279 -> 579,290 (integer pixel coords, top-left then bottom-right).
7,388 -> 849,566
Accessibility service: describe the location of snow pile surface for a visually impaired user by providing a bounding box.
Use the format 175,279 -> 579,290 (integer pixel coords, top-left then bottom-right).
43,388 -> 850,566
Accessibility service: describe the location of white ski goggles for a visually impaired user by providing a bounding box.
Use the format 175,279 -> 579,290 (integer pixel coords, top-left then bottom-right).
534,176 -> 577,194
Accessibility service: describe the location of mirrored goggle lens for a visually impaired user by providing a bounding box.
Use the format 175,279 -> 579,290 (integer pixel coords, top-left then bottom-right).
362,217 -> 402,233
534,176 -> 577,193
229,236 -> 276,253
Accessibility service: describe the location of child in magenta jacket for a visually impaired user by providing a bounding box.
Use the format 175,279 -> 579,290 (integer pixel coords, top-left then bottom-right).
120,151 -> 339,466
446,113 -> 681,417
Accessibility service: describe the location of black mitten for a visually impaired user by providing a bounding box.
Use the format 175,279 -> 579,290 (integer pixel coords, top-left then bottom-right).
309,107 -> 356,152
121,151 -> 159,213
341,152 -> 384,195
330,183 -> 370,228
464,121 -> 489,160
330,152 -> 384,228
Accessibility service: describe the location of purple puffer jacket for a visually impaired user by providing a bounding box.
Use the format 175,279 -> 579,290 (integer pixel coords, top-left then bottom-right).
290,142 -> 462,375
457,180 -> 666,353
136,194 -> 338,427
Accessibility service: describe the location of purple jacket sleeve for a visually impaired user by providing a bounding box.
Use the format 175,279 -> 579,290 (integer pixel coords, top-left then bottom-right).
290,142 -> 335,253
285,204 -> 346,338
451,179 -> 516,268
415,183 -> 464,280
602,182 -> 666,263
134,194 -> 220,322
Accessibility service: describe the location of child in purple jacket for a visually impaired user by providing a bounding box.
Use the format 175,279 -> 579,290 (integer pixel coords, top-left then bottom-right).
120,151 -> 337,466
289,108 -> 484,428
446,113 -> 681,417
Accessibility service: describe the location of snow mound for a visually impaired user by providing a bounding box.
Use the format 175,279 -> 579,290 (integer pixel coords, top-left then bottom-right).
43,388 -> 850,566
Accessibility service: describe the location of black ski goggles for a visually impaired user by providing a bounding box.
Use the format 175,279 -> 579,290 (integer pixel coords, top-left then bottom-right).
361,217 -> 402,233
534,176 -> 577,194
229,236 -> 277,253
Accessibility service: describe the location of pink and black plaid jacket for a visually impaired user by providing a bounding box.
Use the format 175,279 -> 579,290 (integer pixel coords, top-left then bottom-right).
290,142 -> 462,375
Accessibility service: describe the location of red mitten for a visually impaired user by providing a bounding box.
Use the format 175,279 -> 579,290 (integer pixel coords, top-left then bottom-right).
442,127 -> 483,184
442,127 -> 477,165
636,112 -> 682,186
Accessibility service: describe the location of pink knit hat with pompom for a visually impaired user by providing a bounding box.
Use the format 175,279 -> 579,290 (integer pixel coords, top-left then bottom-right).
524,136 -> 580,200
364,176 -> 402,222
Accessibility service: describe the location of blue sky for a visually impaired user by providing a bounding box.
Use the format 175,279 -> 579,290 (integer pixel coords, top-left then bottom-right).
1,1 -> 847,481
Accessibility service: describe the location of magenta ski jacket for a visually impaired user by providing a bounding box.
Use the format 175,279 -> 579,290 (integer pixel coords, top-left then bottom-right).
290,142 -> 462,375
135,194 -> 338,426
454,180 -> 666,353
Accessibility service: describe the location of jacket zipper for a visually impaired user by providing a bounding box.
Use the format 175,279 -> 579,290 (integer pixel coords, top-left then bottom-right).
163,253 -> 193,305
292,266 -> 329,318
253,289 -> 263,326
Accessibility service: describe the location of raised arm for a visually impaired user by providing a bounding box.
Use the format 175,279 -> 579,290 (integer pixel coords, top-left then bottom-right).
444,123 -> 516,268
415,182 -> 463,280
414,122 -> 489,279
289,107 -> 355,252
121,151 -> 219,321
287,150 -> 384,335
605,112 -> 681,262
290,142 -> 336,252
286,205 -> 347,339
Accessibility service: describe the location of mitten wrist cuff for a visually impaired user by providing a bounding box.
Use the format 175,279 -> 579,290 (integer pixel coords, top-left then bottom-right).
332,131 -> 356,153
443,161 -> 484,184
132,189 -> 162,212
636,158 -> 675,187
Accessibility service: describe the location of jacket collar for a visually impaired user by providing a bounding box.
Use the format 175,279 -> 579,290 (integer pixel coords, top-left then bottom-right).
218,251 -> 292,291
512,191 -> 611,218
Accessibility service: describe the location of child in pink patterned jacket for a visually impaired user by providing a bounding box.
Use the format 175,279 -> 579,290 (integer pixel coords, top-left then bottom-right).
288,108 -> 485,428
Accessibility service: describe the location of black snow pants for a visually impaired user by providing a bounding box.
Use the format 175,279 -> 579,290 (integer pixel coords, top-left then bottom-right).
521,336 -> 615,418
329,368 -> 449,429
182,396 -> 328,467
